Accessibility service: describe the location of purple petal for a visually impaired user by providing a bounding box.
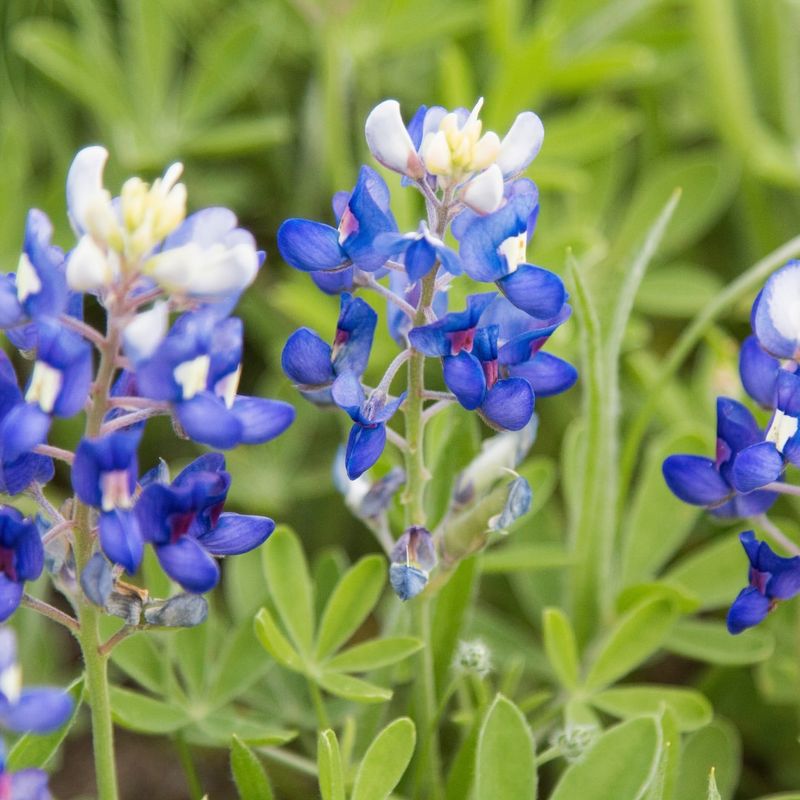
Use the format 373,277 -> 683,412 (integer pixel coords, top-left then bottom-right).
10,768 -> 51,800
99,509 -> 143,574
480,378 -> 534,431
731,442 -> 784,492
2,688 -> 73,734
345,423 -> 386,480
496,265 -> 567,320
155,537 -> 220,594
197,513 -> 274,555
662,455 -> 731,506
727,586 -> 771,634
276,219 -> 346,272
443,352 -> 486,410
230,396 -> 295,444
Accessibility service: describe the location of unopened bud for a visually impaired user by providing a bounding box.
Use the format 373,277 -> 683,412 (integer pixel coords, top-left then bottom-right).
453,639 -> 492,677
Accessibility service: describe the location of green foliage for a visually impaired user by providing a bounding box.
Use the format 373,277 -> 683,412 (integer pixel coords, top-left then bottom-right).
231,735 -> 275,800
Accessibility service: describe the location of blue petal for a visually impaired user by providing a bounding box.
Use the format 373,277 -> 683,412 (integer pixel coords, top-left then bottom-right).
333,294 -> 377,377
739,335 -> 779,408
99,509 -> 143,574
1,688 -> 73,734
715,489 -> 777,518
10,769 -> 51,800
727,586 -> 771,634
716,397 -> 762,454
230,396 -> 295,444
35,322 -> 92,418
662,455 -> 730,506
389,563 -> 428,601
0,453 -> 53,497
0,573 -> 23,621
731,442 -> 784,492
162,207 -> 237,249
443,352 -> 486,410
196,512 -> 274,555
176,394 -> 242,449
312,267 -> 355,294
480,378 -> 534,431
496,265 -> 567,319
753,260 -> 800,358
342,167 -> 398,272
777,368 -> 800,416
80,552 -> 113,606
72,430 -> 140,508
507,353 -> 578,397
21,209 -> 68,320
345,423 -> 386,480
175,452 -> 226,482
155,537 -> 220,594
276,219 -> 347,272
404,238 -> 438,282
0,276 -> 23,328
331,372 -> 366,421
0,404 -> 50,463
11,519 -> 43,583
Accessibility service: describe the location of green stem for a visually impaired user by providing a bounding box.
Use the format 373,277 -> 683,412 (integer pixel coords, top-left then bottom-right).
73,318 -> 123,800
175,733 -> 204,800
307,678 -> 331,730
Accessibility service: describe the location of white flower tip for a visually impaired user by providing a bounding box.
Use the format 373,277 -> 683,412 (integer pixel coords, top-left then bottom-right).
365,99 -> 425,179
67,146 -> 110,234
66,235 -> 115,292
496,111 -> 544,178
460,165 -> 504,214
123,300 -> 169,362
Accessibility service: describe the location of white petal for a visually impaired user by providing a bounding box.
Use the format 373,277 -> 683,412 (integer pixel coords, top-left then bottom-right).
496,112 -> 544,178
460,165 -> 504,214
123,301 -> 169,363
66,146 -> 109,235
365,100 -> 425,179
421,130 -> 452,176
766,263 -> 800,344
66,235 -> 115,291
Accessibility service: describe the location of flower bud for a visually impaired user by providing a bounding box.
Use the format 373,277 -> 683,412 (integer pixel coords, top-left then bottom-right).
453,639 -> 492,677
551,724 -> 599,763
389,526 -> 437,601
144,593 -> 208,627
365,100 -> 426,179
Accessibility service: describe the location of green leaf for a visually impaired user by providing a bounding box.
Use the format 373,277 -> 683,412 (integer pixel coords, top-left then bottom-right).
231,735 -> 274,800
326,636 -> 423,672
315,555 -> 385,660
481,544 -> 572,574
475,694 -> 537,800
210,621 -> 273,706
109,632 -> 165,695
543,608 -> 580,690
318,729 -> 346,800
7,677 -> 84,770
184,116 -> 291,156
173,623 -> 209,698
351,717 -> 416,800
253,607 -> 304,671
591,685 -> 712,732
550,717 -> 661,800
585,597 -> 679,690
192,711 -> 295,747
637,263 -> 726,318
674,719 -> 741,800
665,619 -> 774,665
261,526 -> 314,654
318,671 -> 392,703
644,708 -> 681,800
110,686 -> 191,734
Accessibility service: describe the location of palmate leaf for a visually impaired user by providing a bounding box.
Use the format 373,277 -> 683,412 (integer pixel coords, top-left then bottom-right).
318,729 -> 346,800
230,735 -> 275,800
350,717 -> 416,800
543,607 -> 581,690
590,685 -> 712,732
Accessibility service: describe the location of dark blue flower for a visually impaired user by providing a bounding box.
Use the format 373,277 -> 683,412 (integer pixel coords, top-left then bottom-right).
0,628 -> 73,734
731,369 -> 800,493
331,373 -> 405,480
72,430 -> 144,574
134,311 -> 294,449
0,210 -> 67,331
282,293 -> 377,403
135,453 -> 275,593
0,509 -> 43,622
727,531 -> 800,633
662,397 -> 777,517
374,223 -> 461,283
277,166 -> 398,276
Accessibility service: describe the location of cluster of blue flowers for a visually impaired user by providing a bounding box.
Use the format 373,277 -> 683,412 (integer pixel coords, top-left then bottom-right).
0,146 -> 293,618
278,98 -> 575,595
663,260 -> 800,633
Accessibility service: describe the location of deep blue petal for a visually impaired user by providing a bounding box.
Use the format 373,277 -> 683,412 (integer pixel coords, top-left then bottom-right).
716,397 -> 763,454
2,688 -> 73,734
175,453 -> 226,482
443,353 -> 486,410
282,329 -> 334,385
507,353 -> 578,397
345,423 -> 386,480
404,238 -> 438,283
739,335 -> 779,408
0,276 -> 23,328
727,586 -> 771,634
155,537 -> 220,594
230,396 -> 295,444
776,368 -> 800,416
196,512 -> 274,555
11,519 -> 43,582
0,404 -> 50,463
312,267 -> 355,294
715,489 -> 778,518
480,378 -> 534,431
662,455 -> 730,506
333,294 -> 377,377
72,430 -> 141,508
176,394 -> 242,449
496,265 -> 567,320
731,442 -> 784,492
0,574 -> 23,622
99,509 -> 143,574
342,167 -> 398,272
276,219 -> 347,272
0,452 -> 53,497
21,209 -> 68,320
459,199 -> 529,282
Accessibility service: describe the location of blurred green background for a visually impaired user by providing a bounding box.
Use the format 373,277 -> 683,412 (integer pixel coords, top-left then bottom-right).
4,0 -> 800,797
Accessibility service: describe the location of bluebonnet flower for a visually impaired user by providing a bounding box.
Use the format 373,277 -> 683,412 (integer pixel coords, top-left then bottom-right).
662,397 -> 777,517
281,293 -> 377,403
277,166 -> 398,279
134,310 -> 294,449
727,531 -> 800,633
409,294 -> 535,431
731,369 -> 800,492
374,223 -> 462,283
331,373 -> 405,480
0,750 -> 51,800
751,260 -> 800,360
0,353 -> 53,496
0,210 -> 67,330
72,430 -> 144,573
389,526 -> 437,601
0,508 -> 44,621
136,453 -> 274,593
0,628 -> 72,733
